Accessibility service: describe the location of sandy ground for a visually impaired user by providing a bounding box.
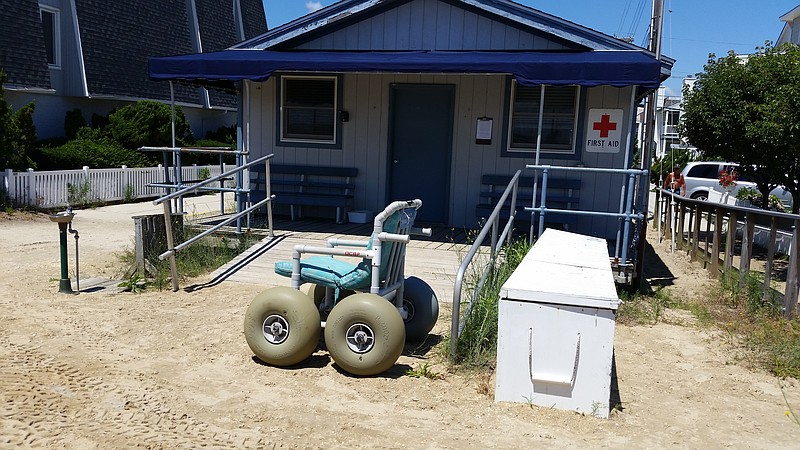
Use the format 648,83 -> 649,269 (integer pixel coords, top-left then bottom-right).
1,199 -> 799,449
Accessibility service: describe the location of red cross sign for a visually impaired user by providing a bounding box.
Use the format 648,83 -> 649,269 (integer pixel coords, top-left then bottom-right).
586,109 -> 623,154
592,114 -> 617,138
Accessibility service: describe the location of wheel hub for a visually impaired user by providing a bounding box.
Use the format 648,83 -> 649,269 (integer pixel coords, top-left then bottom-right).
262,314 -> 289,344
402,299 -> 416,323
345,323 -> 375,353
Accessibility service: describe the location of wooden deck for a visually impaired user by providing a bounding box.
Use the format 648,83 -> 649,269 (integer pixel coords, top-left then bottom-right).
201,215 -> 477,303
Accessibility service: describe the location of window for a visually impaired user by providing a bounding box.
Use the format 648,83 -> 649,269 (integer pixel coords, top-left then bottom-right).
279,75 -> 339,145
507,82 -> 579,154
40,6 -> 60,67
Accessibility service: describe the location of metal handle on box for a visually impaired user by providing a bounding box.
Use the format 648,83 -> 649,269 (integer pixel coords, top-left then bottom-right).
528,328 -> 581,386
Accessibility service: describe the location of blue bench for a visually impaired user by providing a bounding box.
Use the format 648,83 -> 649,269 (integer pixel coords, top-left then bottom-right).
250,164 -> 358,223
475,174 -> 581,229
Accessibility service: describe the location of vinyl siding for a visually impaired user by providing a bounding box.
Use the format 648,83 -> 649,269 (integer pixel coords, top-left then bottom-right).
246,73 -> 635,232
293,0 -> 574,51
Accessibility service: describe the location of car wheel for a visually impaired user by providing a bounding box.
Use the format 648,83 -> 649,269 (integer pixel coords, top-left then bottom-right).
691,191 -> 708,202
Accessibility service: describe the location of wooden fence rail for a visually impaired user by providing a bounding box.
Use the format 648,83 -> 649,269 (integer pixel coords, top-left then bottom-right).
654,188 -> 800,318
1,164 -> 226,208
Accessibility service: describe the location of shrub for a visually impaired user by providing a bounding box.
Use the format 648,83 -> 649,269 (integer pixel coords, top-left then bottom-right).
64,108 -> 87,139
204,124 -> 236,145
651,148 -> 692,184
38,137 -> 152,169
735,186 -> 785,212
104,100 -> 194,150
0,69 -> 38,171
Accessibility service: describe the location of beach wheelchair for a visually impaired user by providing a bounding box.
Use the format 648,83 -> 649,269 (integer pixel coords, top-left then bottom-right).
244,199 -> 439,376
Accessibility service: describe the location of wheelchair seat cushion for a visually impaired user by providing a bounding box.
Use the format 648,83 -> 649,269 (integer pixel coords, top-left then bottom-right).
274,256 -> 371,290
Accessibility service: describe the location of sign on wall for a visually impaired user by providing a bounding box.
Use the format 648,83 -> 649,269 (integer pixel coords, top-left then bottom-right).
586,109 -> 623,153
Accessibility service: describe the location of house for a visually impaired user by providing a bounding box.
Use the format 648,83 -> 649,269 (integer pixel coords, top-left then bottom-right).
778,5 -> 800,45
149,0 -> 673,258
636,77 -> 697,160
0,0 -> 267,139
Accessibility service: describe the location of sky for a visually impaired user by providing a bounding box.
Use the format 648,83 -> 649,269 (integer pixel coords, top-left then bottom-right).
262,0 -> 798,97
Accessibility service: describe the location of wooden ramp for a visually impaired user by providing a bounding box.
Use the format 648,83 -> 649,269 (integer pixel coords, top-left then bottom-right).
205,217 -> 473,303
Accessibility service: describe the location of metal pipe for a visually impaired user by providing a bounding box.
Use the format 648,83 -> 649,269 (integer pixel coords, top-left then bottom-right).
451,170 -> 521,359
153,154 -> 273,205
68,222 -> 80,294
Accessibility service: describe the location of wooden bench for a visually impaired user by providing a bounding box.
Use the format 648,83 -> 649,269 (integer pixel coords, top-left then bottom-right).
250,164 -> 358,223
475,174 -> 581,229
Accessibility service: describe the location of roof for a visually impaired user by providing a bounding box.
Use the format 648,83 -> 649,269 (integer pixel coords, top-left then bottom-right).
0,0 -> 50,90
235,0 -> 667,57
75,0 -> 199,104
150,0 -> 671,90
2,0 -> 267,106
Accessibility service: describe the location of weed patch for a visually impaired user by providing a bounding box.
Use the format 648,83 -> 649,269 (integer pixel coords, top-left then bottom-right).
450,238 -> 531,369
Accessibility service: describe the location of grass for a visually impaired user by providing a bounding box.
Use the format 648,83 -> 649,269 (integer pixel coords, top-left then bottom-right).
635,266 -> 800,380
405,363 -> 443,380
119,226 -> 259,291
447,237 -> 531,369
616,287 -> 674,325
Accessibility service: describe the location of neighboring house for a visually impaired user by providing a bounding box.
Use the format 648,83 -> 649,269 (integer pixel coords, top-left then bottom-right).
0,0 -> 267,139
778,5 -> 800,45
150,0 -> 673,250
636,77 -> 697,160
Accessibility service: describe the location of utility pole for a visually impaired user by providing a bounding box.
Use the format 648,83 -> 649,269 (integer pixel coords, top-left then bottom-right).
635,0 -> 665,290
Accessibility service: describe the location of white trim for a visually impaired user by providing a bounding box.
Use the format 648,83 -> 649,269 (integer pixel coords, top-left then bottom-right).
69,0 -> 89,96
506,82 -> 580,155
279,75 -> 339,145
39,5 -> 61,68
234,0 -> 245,41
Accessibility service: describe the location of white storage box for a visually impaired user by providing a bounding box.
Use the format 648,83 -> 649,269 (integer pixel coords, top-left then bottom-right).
347,210 -> 373,224
495,229 -> 620,418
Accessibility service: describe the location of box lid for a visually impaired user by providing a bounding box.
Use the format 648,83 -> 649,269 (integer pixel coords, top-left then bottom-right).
500,229 -> 619,309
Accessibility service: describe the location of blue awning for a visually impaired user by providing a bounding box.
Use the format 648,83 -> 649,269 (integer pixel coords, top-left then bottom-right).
148,50 -> 664,90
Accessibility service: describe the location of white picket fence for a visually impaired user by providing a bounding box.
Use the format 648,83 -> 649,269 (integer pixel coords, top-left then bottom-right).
1,164 -> 228,208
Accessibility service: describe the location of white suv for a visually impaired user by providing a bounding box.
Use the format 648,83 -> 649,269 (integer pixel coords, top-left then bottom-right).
680,161 -> 793,208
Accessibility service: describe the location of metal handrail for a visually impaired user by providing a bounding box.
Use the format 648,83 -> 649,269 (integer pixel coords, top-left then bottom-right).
526,165 -> 647,267
450,169 -> 521,359
153,154 -> 272,205
153,154 -> 274,291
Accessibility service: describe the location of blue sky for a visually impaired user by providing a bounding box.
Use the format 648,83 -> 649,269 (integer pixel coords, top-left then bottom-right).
262,0 -> 797,96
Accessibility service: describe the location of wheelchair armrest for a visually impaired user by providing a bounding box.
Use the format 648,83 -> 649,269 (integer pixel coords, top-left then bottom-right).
292,244 -> 375,260
376,232 -> 410,244
327,238 -> 370,248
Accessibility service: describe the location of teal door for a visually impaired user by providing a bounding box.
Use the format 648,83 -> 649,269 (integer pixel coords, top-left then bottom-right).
388,84 -> 454,224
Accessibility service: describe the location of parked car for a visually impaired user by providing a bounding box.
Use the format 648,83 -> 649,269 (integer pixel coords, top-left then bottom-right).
680,161 -> 793,209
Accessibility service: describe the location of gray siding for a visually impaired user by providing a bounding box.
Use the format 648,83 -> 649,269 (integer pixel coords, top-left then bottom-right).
246,74 -> 636,233
294,0 -> 574,51
575,86 -> 637,240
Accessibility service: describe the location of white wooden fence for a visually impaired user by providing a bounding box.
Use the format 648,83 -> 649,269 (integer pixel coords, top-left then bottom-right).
1,164 -> 227,208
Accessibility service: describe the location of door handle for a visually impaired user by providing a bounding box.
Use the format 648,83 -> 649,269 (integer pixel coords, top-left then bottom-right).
393,159 -> 399,164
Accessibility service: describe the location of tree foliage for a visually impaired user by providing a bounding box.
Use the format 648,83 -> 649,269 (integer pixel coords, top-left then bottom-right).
103,100 -> 193,150
681,43 -> 800,212
0,69 -> 38,171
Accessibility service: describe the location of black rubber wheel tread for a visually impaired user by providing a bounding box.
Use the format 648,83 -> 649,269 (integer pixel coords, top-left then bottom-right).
324,293 -> 405,376
244,286 -> 321,366
402,276 -> 439,342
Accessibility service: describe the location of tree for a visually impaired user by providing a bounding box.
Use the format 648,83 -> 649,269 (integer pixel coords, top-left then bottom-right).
104,100 -> 193,150
0,69 -> 37,171
681,43 -> 800,213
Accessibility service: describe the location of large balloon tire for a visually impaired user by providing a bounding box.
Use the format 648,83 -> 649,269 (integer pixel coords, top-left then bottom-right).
324,293 -> 406,376
402,276 -> 439,342
244,286 -> 321,367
